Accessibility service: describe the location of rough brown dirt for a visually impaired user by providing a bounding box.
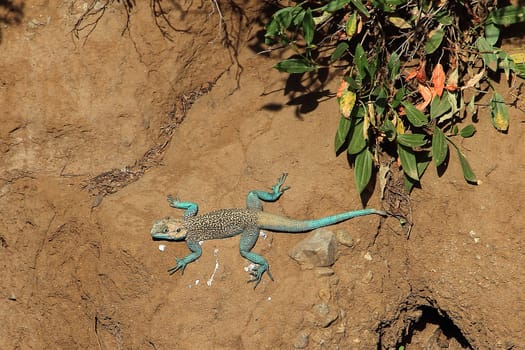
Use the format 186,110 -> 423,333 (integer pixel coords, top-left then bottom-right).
1,1 -> 524,349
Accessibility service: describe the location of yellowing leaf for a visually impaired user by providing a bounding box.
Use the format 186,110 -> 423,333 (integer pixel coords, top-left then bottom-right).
396,115 -> 405,135
388,16 -> 411,29
339,90 -> 356,118
490,92 -> 510,132
346,12 -> 358,38
492,111 -> 509,131
510,53 -> 525,64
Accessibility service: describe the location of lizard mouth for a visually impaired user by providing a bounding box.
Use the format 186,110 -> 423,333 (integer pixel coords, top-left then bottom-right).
151,233 -> 178,241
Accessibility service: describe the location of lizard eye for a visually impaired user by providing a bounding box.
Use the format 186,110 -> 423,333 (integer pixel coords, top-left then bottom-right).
176,228 -> 182,233
162,227 -> 169,233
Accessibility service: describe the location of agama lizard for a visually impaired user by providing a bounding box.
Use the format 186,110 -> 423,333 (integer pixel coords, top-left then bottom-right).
151,173 -> 386,288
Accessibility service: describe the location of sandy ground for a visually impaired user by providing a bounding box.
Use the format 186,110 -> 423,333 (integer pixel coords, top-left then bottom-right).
1,1 -> 524,349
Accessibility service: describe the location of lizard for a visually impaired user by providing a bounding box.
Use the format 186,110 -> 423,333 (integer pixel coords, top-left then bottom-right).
150,173 -> 386,288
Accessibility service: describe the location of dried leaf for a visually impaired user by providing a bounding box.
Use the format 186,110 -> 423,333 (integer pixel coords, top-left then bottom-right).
462,70 -> 485,90
416,60 -> 427,83
415,84 -> 433,111
431,63 -> 445,97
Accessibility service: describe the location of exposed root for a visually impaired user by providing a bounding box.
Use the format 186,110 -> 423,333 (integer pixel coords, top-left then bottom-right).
82,82 -> 215,207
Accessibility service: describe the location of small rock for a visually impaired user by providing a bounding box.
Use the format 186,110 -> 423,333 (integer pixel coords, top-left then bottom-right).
318,288 -> 331,302
313,303 -> 339,328
315,267 -> 335,277
362,270 -> 373,284
335,229 -> 354,247
293,331 -> 309,349
364,251 -> 372,261
289,228 -> 337,269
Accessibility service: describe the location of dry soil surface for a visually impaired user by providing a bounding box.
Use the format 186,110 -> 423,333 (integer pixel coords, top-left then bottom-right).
1,1 -> 524,349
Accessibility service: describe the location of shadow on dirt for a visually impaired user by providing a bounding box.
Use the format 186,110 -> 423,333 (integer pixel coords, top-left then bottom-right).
250,2 -> 339,118
0,0 -> 24,44
400,306 -> 473,349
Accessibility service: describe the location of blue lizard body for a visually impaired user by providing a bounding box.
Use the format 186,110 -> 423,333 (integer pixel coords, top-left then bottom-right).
151,173 -> 386,287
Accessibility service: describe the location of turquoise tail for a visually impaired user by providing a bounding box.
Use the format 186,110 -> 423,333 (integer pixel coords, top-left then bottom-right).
256,209 -> 386,233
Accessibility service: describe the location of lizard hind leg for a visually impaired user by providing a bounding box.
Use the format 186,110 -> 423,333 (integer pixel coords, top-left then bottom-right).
239,228 -> 273,288
246,173 -> 290,210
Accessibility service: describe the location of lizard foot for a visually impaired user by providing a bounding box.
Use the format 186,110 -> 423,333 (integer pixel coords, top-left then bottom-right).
167,194 -> 180,207
247,263 -> 274,289
272,173 -> 290,196
167,257 -> 187,275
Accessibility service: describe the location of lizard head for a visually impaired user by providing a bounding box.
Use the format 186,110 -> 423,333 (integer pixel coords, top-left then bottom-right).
150,218 -> 187,241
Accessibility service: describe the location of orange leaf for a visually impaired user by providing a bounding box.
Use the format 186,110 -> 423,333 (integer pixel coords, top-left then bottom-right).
336,79 -> 349,98
416,60 -> 427,83
405,70 -> 417,81
431,63 -> 445,97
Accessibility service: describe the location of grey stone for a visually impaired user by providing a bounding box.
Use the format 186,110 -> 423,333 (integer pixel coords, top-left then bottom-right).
289,228 -> 337,269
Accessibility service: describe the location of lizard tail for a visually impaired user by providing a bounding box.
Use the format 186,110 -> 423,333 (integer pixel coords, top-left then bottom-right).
257,209 -> 386,233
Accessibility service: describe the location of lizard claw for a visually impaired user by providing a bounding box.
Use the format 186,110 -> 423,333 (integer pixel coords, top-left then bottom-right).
167,257 -> 187,275
247,263 -> 274,289
167,194 -> 180,207
272,173 -> 290,195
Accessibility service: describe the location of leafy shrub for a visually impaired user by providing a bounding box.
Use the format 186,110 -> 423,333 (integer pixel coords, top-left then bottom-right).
264,0 -> 525,193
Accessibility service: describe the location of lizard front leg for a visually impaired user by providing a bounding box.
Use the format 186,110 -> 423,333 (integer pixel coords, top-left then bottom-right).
168,241 -> 202,275
239,228 -> 273,288
246,173 -> 290,210
167,194 -> 199,218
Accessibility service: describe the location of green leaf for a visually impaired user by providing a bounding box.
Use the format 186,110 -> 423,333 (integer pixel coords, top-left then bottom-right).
273,6 -> 302,29
397,133 -> 427,147
490,92 -> 510,131
397,144 -> 419,180
303,8 -> 314,46
354,44 -> 368,80
388,52 -> 400,82
273,58 -> 318,73
476,37 -> 498,72
380,119 -> 396,141
430,93 -> 452,119
437,92 -> 459,123
392,87 -> 406,108
405,154 -> 430,192
350,0 -> 370,17
331,42 -> 349,63
344,76 -> 361,90
425,28 -> 444,54
459,125 -> 476,138
321,0 -> 351,12
335,117 -> 351,154
488,5 -> 525,26
432,127 -> 448,167
347,118 -> 367,154
401,101 -> 428,127
373,85 -> 388,117
354,148 -> 373,193
484,22 -> 500,46
436,13 -> 453,25
450,144 -> 477,184
457,150 -> 477,184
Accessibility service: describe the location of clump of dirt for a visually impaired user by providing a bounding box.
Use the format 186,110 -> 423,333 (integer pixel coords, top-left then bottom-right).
1,1 -> 524,349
